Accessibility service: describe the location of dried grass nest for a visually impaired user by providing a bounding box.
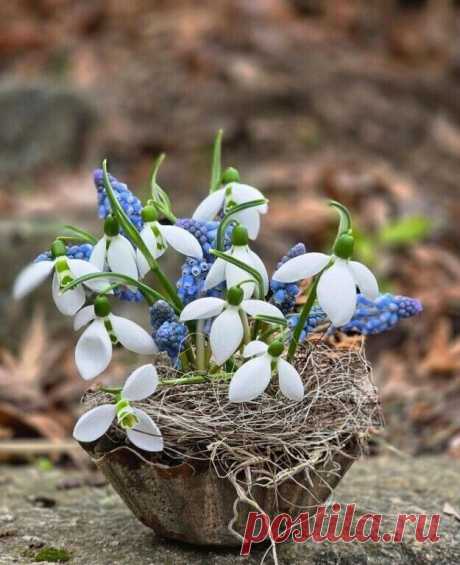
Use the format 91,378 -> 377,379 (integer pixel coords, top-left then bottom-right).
85,335 -> 383,485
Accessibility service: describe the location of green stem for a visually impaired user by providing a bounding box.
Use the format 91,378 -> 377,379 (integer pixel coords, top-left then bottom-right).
196,319 -> 206,371
210,129 -> 223,193
102,160 -> 183,310
240,310 -> 251,345
287,275 -> 321,362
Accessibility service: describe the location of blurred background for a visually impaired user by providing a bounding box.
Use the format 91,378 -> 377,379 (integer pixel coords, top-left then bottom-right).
0,0 -> 459,467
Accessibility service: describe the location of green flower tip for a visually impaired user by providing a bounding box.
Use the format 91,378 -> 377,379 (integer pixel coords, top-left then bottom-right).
226,286 -> 244,306
334,233 -> 354,259
50,240 -> 66,258
268,340 -> 284,357
231,225 -> 249,246
116,400 -> 139,429
104,215 -> 120,237
221,166 -> 240,185
141,205 -> 158,222
94,295 -> 111,317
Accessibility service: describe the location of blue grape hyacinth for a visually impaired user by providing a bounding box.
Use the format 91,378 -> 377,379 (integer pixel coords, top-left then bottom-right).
150,300 -> 177,333
155,321 -> 188,364
175,218 -> 228,304
270,243 -> 306,315
288,306 -> 327,342
288,293 -> 422,342
35,243 -> 93,263
338,293 -> 422,335
93,169 -> 143,231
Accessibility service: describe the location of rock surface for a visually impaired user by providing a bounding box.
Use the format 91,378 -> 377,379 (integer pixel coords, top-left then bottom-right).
0,82 -> 96,180
0,455 -> 459,564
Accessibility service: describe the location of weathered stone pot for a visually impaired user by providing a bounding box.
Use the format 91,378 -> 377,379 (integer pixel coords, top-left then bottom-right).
82,437 -> 360,547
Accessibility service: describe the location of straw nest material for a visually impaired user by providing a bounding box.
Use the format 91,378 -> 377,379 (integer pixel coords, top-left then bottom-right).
85,335 -> 383,487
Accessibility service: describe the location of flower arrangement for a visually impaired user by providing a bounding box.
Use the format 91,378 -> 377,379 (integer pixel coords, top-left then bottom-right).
13,132 -> 425,555
13,132 -> 422,456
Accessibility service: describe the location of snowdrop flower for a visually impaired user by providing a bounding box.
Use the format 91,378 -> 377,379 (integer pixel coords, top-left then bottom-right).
205,225 -> 269,299
180,286 -> 284,365
229,340 -> 304,402
272,233 -> 379,326
13,240 -> 107,316
74,296 -> 158,380
136,205 -> 203,278
73,364 -> 163,452
193,168 -> 267,239
90,215 -> 139,280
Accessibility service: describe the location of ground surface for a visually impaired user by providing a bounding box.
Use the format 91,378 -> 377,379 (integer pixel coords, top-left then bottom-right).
0,455 -> 459,564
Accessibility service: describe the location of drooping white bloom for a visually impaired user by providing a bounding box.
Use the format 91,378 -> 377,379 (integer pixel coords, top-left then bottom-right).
74,297 -> 158,380
205,225 -> 268,299
180,288 -> 284,365
90,215 -> 138,281
228,340 -> 304,402
13,241 -> 107,316
136,206 -> 203,278
73,364 -> 163,452
272,244 -> 379,326
193,182 -> 267,239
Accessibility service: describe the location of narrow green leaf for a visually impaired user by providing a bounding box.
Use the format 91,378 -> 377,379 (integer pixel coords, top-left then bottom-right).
62,225 -> 97,245
63,271 -> 178,311
210,249 -> 265,299
254,315 -> 288,327
209,129 -> 223,193
215,199 -> 268,250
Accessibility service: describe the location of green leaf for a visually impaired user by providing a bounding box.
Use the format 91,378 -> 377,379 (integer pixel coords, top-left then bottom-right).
62,225 -> 97,245
254,315 -> 287,327
378,216 -> 432,247
63,271 -> 177,311
215,199 -> 267,250
149,154 -> 176,223
209,129 -> 223,193
210,249 -> 265,299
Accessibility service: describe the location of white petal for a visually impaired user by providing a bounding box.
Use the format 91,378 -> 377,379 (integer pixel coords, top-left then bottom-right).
52,272 -> 86,316
277,358 -> 304,401
241,300 -> 285,320
247,249 -> 269,296
179,297 -> 225,321
272,253 -> 330,283
127,408 -> 164,452
107,235 -> 138,280
210,308 -> 244,365
159,225 -> 203,259
122,364 -> 159,401
73,305 -> 96,331
68,259 -> 109,292
75,319 -> 112,380
317,261 -> 357,326
89,237 -> 107,271
192,189 -> 225,221
231,183 -> 268,214
243,340 -> 268,358
226,247 -> 255,298
348,261 -> 379,300
73,404 -> 116,442
228,355 -> 272,402
137,226 -> 157,278
204,258 -> 226,290
231,208 -> 260,239
109,314 -> 158,354
13,260 -> 54,299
